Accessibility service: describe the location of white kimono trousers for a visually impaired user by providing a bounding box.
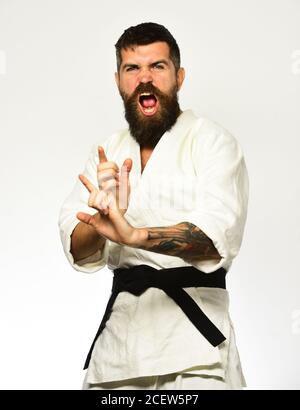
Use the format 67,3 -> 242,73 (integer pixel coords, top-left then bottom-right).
58,109 -> 249,387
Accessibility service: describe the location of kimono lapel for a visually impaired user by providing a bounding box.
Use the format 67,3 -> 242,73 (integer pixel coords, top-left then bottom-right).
125,110 -> 198,226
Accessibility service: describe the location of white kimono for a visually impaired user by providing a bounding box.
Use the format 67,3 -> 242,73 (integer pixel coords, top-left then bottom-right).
58,109 -> 249,387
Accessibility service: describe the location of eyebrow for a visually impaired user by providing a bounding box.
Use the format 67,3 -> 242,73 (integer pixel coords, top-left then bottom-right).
121,59 -> 170,71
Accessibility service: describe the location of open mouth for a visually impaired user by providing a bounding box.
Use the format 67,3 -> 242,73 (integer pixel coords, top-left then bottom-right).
138,93 -> 159,116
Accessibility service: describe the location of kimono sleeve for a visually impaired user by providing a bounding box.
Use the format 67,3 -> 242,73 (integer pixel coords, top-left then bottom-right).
58,143 -> 109,273
183,122 -> 249,273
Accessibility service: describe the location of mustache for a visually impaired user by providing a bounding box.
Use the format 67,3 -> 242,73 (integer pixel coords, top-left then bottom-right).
127,82 -> 166,102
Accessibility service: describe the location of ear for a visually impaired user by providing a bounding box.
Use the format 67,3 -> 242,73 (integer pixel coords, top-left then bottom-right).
114,71 -> 120,88
176,67 -> 185,91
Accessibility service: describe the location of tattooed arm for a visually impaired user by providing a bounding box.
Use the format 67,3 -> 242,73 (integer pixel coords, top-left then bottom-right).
132,222 -> 222,262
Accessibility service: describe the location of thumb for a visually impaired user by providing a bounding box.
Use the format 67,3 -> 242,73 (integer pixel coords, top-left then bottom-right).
76,212 -> 96,227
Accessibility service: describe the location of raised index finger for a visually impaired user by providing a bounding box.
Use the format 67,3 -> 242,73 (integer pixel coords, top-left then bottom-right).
78,174 -> 97,193
98,146 -> 108,163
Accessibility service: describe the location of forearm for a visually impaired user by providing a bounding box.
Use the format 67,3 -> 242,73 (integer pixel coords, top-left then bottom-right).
70,218 -> 106,263
133,222 -> 221,262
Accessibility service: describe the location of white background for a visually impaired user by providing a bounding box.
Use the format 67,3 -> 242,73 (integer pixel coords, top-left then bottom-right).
0,0 -> 299,389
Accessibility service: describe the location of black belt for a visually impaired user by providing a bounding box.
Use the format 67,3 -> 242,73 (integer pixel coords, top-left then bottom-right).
83,264 -> 227,370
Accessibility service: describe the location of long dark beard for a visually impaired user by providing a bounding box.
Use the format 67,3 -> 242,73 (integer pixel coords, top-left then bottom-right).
119,82 -> 181,149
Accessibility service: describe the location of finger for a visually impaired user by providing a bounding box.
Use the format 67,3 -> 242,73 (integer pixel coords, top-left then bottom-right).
88,189 -> 102,209
100,179 -> 119,192
97,161 -> 119,173
120,158 -> 132,186
106,190 -> 118,210
89,190 -> 109,213
76,211 -> 95,226
101,194 -> 110,215
98,146 -> 108,163
91,191 -> 110,215
123,158 -> 133,173
87,190 -> 109,216
101,206 -> 109,216
97,169 -> 120,185
79,174 -> 98,193
119,159 -> 132,210
95,190 -> 109,209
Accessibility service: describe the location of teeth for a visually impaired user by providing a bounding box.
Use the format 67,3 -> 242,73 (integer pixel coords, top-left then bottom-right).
140,92 -> 152,96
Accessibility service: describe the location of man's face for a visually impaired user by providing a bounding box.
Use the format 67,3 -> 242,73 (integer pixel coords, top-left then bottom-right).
115,41 -> 185,148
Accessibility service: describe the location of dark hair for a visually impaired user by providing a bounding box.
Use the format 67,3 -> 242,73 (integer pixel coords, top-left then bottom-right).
114,22 -> 181,74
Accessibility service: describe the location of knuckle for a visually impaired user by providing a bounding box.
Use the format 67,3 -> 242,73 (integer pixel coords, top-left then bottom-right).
98,171 -> 117,183
98,161 -> 119,172
110,161 -> 119,171
102,180 -> 118,191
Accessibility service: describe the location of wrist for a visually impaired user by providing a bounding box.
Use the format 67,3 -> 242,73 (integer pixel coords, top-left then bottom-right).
128,227 -> 148,248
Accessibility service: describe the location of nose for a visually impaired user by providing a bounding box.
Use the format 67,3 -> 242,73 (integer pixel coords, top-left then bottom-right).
137,67 -> 153,84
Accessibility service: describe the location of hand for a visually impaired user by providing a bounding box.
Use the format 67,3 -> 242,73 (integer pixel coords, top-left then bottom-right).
76,173 -> 141,246
76,147 -> 138,245
97,146 -> 132,216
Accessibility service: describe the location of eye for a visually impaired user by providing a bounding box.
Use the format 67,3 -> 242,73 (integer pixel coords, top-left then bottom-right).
126,66 -> 138,72
154,63 -> 164,70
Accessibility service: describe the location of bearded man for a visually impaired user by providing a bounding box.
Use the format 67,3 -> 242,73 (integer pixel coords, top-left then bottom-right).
58,22 -> 249,390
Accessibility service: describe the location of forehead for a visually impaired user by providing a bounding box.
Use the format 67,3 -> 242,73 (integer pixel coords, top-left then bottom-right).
120,41 -> 171,65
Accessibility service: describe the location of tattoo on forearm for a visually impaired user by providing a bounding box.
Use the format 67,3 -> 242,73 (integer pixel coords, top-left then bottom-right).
141,222 -> 221,262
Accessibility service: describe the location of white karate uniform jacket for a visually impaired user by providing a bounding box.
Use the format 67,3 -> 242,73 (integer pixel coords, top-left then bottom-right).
58,109 -> 249,386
